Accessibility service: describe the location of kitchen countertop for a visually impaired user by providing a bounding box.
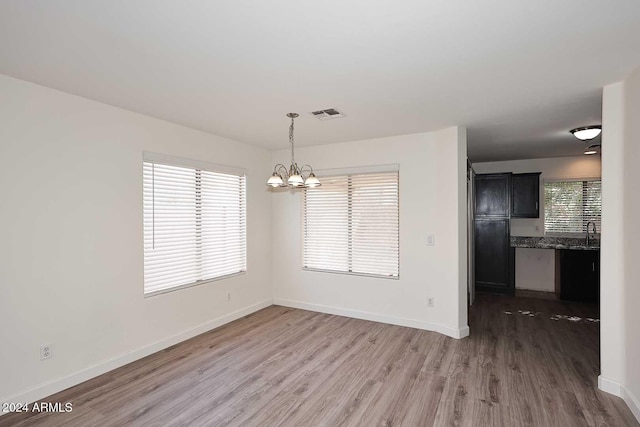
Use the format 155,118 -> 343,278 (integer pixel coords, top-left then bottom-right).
510,236 -> 600,251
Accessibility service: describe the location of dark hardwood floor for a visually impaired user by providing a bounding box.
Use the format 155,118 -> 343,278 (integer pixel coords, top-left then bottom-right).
1,293 -> 637,426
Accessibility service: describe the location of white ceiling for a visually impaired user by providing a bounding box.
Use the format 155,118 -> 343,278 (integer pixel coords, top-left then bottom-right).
1,1 -> 638,162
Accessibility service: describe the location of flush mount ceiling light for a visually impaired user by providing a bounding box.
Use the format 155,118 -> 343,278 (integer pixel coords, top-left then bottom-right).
584,144 -> 601,155
570,125 -> 601,141
267,113 -> 321,189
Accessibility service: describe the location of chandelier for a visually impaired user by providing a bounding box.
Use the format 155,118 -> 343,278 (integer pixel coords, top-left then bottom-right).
267,113 -> 321,188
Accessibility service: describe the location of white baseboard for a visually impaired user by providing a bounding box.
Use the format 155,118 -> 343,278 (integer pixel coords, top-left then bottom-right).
0,299 -> 272,411
622,386 -> 640,423
598,375 -> 623,397
598,375 -> 640,423
273,298 -> 469,339
515,286 -> 555,293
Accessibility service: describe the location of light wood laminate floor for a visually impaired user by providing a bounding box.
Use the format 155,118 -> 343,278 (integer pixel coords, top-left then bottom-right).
1,293 -> 637,426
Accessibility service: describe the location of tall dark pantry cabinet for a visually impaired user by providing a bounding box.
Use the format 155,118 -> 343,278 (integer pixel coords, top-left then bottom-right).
474,173 -> 515,295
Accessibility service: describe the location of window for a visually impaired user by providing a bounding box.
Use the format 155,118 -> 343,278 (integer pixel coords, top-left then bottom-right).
544,179 -> 601,234
303,170 -> 399,278
143,154 -> 246,296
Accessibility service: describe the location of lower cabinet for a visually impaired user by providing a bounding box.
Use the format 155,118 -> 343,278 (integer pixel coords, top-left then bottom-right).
555,249 -> 600,302
474,218 -> 515,295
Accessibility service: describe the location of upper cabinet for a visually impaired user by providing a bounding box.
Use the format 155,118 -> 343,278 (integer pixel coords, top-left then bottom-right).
511,173 -> 541,218
475,173 -> 511,217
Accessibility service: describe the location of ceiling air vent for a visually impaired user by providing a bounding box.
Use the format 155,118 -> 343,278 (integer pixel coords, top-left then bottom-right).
310,108 -> 345,121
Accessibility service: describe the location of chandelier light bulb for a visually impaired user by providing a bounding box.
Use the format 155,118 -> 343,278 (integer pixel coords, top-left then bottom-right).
267,173 -> 284,187
304,173 -> 321,188
288,174 -> 304,186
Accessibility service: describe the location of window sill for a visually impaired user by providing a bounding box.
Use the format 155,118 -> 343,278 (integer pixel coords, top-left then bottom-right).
302,267 -> 399,280
144,270 -> 246,298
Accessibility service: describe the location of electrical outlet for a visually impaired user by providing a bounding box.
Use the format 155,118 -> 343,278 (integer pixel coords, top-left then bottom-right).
40,344 -> 52,361
227,292 -> 231,302
427,297 -> 434,308
426,234 -> 435,246
534,225 -> 540,232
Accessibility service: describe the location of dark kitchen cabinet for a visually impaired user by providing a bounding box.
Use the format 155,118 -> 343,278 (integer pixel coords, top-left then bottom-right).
511,172 -> 541,218
474,173 -> 514,295
474,218 -> 514,295
556,250 -> 600,302
475,173 -> 511,217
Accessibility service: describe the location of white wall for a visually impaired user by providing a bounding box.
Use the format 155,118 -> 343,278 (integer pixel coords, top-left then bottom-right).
600,67 -> 640,422
0,75 -> 273,404
622,65 -> 640,422
600,82 -> 626,399
271,128 -> 469,338
473,156 -> 601,292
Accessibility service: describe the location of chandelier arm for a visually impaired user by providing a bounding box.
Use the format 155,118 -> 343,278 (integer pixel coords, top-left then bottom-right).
274,164 -> 289,179
299,164 -> 314,180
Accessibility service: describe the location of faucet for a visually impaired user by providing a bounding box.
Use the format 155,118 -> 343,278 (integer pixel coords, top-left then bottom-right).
586,221 -> 597,246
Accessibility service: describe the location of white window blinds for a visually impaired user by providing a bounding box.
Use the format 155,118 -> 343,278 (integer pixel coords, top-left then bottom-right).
143,157 -> 246,296
303,171 -> 399,278
544,179 -> 601,234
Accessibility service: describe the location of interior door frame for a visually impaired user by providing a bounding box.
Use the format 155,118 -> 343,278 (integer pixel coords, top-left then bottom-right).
467,160 -> 475,306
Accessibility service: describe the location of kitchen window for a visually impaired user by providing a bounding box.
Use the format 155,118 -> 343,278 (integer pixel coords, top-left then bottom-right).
544,179 -> 601,234
302,170 -> 399,279
143,153 -> 246,296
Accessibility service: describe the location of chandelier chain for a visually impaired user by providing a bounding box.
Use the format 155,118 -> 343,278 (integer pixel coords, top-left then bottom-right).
289,115 -> 295,165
